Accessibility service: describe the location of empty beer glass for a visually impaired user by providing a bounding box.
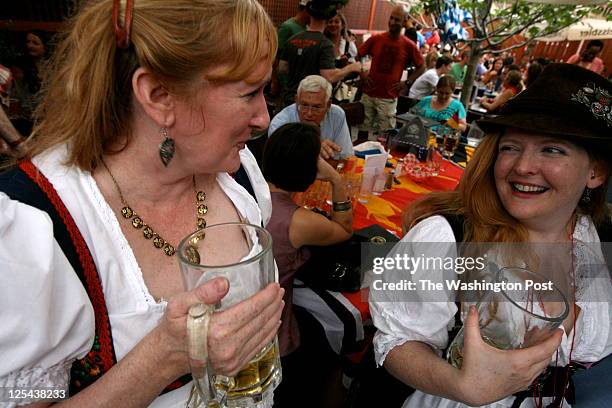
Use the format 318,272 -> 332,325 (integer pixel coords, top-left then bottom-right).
178,223 -> 281,407
447,266 -> 568,368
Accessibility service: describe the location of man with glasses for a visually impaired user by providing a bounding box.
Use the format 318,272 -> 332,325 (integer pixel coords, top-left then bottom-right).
269,75 -> 353,159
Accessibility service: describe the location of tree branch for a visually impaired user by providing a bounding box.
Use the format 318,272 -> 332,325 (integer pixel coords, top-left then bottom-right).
407,12 -> 434,29
481,0 -> 494,27
490,18 -> 580,54
488,10 -> 546,46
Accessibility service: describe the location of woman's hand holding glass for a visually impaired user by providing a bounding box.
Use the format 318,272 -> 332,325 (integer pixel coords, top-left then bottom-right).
157,277 -> 283,379
454,306 -> 562,406
316,156 -> 341,183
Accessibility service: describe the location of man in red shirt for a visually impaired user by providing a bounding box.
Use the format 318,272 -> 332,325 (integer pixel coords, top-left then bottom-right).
358,5 -> 424,133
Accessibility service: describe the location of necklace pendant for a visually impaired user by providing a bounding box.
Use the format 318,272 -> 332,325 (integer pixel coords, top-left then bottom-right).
189,232 -> 205,246
184,244 -> 201,264
197,217 -> 207,229
132,216 -> 144,229
143,226 -> 154,239
197,204 -> 208,215
152,235 -> 165,249
163,243 -> 176,256
121,206 -> 134,219
196,191 -> 206,202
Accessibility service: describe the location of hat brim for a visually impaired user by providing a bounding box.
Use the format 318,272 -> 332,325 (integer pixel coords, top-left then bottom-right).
477,111 -> 606,141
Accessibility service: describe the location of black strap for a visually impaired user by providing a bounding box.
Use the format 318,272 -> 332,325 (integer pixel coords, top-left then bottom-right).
440,213 -> 464,353
0,167 -> 91,292
234,164 -> 258,203
441,213 -> 465,243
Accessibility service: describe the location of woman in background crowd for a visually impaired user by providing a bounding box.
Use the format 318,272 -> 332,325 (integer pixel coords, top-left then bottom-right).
481,57 -> 504,92
424,48 -> 439,70
413,75 -> 467,132
264,122 -> 352,357
325,12 -> 357,68
481,70 -> 523,112
524,61 -> 542,88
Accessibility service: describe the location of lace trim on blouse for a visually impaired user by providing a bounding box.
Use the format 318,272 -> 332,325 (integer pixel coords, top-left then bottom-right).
0,360 -> 73,406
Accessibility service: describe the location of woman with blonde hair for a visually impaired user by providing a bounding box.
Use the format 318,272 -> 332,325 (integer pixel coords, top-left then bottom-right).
0,0 -> 283,406
370,64 -> 612,407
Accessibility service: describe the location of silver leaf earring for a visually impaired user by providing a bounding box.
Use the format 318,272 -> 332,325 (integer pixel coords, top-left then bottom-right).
581,187 -> 593,204
159,127 -> 175,167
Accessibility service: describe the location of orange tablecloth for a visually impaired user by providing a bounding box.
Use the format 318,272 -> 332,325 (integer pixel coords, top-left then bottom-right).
351,157 -> 463,235
294,155 -> 464,236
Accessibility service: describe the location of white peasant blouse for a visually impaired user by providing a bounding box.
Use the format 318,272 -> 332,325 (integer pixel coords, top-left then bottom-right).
0,145 -> 271,407
369,215 -> 612,408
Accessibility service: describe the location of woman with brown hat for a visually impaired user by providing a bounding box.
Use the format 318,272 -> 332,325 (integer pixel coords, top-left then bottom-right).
369,63 -> 612,407
0,0 -> 283,406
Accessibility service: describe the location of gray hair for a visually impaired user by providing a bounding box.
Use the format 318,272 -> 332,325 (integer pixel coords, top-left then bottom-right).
297,75 -> 332,100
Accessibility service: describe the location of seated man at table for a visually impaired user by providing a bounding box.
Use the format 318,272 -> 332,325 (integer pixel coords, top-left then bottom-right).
408,56 -> 453,101
269,75 -> 354,160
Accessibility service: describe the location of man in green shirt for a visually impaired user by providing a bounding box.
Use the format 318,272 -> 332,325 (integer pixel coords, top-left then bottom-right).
448,51 -> 469,84
278,0 -> 310,52
272,1 -> 310,98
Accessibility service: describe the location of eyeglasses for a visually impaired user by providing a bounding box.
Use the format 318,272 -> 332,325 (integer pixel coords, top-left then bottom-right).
297,103 -> 326,114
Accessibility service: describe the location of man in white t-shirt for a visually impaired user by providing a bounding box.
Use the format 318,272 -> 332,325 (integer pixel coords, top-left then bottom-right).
408,55 -> 452,100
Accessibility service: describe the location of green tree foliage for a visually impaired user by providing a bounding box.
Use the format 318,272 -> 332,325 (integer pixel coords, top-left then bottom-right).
403,0 -> 601,106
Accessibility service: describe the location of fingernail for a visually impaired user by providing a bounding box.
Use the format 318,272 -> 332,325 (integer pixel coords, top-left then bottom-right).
469,305 -> 476,315
215,278 -> 229,293
279,288 -> 285,297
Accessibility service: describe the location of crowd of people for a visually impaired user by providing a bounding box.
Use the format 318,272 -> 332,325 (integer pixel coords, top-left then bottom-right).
0,1 -> 611,408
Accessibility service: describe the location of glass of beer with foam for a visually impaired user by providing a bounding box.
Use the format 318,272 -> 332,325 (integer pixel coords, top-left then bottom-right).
178,222 -> 281,408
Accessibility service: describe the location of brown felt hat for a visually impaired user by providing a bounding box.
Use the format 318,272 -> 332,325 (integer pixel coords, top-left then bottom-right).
478,63 -> 611,144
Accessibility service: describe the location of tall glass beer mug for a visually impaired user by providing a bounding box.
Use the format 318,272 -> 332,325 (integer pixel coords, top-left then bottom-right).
447,267 -> 568,369
178,223 -> 281,407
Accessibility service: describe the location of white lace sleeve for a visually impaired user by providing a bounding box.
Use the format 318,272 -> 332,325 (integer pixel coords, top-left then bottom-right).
0,193 -> 95,402
369,216 -> 459,366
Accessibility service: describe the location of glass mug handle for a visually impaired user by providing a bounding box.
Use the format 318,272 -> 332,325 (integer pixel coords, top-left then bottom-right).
186,303 -> 219,408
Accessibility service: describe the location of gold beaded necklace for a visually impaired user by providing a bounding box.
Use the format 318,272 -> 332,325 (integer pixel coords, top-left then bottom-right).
101,160 -> 207,256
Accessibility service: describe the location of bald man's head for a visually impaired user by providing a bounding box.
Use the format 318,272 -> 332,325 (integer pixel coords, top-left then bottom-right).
389,6 -> 408,36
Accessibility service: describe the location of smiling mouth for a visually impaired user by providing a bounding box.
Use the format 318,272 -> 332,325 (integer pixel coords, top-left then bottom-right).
511,183 -> 549,194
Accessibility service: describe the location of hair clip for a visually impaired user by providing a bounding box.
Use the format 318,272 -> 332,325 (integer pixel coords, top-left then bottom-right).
112,0 -> 134,49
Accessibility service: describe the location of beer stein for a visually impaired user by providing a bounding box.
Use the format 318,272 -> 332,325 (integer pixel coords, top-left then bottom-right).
447,266 -> 568,369
178,223 -> 281,407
